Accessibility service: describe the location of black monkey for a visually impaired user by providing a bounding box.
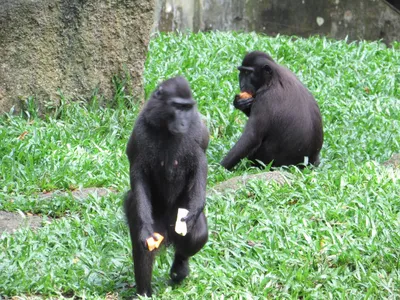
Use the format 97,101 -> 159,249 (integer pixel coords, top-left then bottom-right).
221,51 -> 323,170
124,76 -> 209,297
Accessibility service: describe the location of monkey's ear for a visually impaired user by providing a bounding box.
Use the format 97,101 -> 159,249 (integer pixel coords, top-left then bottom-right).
155,86 -> 163,98
263,64 -> 273,75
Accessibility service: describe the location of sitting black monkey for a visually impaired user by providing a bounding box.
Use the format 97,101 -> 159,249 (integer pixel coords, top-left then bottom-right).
221,51 -> 324,170
124,76 -> 209,297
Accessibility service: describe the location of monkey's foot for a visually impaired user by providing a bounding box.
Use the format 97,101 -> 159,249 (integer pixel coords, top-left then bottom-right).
170,256 -> 190,283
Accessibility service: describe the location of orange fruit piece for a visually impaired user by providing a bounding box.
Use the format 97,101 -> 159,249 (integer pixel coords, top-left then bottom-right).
146,233 -> 164,251
239,92 -> 253,99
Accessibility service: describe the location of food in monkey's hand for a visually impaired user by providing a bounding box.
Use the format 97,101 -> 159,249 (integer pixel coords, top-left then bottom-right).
233,92 -> 255,114
239,92 -> 253,99
175,208 -> 189,236
146,233 -> 164,251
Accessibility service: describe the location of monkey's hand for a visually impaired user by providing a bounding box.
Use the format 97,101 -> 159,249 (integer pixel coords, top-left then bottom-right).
140,225 -> 161,251
180,209 -> 202,233
233,94 -> 254,112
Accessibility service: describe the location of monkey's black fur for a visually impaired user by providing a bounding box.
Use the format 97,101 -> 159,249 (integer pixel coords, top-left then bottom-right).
221,51 -> 323,170
124,76 -> 209,297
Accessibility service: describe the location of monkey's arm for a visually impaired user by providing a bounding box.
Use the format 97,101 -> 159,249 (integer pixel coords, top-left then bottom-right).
199,122 -> 210,152
127,169 -> 158,250
220,114 -> 267,170
181,155 -> 207,231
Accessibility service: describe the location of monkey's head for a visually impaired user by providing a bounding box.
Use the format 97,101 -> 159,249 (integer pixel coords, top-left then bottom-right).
146,76 -> 196,135
238,51 -> 275,96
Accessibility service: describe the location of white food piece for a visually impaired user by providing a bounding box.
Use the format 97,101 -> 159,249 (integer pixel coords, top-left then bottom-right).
175,208 -> 189,236
303,156 -> 309,165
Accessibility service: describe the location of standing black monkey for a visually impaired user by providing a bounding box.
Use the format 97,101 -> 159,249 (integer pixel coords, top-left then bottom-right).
221,51 -> 323,170
124,76 -> 209,297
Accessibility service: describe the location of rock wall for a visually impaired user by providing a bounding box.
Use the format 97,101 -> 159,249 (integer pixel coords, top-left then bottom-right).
154,0 -> 400,44
0,0 -> 155,113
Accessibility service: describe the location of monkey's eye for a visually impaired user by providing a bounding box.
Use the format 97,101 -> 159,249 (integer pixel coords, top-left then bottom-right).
173,103 -> 192,110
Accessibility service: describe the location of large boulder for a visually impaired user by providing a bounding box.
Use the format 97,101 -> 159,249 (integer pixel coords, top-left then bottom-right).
0,0 -> 155,113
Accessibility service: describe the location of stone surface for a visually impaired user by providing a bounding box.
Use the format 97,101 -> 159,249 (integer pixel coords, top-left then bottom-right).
154,0 -> 400,44
0,0 -> 155,114
211,171 -> 291,193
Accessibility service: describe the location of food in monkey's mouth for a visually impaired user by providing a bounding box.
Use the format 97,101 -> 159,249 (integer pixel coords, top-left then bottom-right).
239,92 -> 253,99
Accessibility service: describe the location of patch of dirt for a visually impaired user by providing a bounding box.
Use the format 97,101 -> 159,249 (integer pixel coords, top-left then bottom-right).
382,153 -> 400,168
37,187 -> 114,201
0,211 -> 44,236
1,187 -> 116,236
1,174 -> 290,235
211,171 -> 292,193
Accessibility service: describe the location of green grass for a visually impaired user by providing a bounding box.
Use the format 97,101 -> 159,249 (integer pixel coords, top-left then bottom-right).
1,31 -> 400,299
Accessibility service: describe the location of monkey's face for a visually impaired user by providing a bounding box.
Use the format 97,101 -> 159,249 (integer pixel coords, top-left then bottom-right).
144,76 -> 197,135
166,97 -> 196,135
151,76 -> 196,135
238,52 -> 274,95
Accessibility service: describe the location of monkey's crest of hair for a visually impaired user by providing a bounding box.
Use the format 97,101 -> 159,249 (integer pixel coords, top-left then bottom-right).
242,51 -> 276,70
241,51 -> 282,91
142,76 -> 197,132
154,76 -> 193,100
243,51 -> 274,64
